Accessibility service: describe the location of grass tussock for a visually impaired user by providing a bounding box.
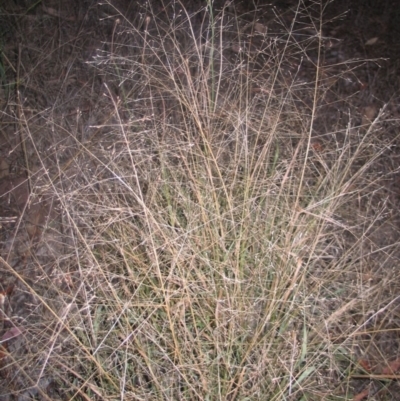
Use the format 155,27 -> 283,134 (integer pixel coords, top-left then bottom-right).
2,1 -> 399,400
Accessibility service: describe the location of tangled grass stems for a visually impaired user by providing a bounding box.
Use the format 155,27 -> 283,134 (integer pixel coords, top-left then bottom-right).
6,1 -> 398,400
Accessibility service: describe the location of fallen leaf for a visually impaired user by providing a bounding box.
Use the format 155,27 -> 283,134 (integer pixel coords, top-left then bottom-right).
0,284 -> 14,321
311,140 -> 324,152
254,22 -> 267,34
4,285 -> 14,297
231,44 -> 241,53
42,5 -> 76,21
381,357 -> 400,375
358,359 -> 372,372
361,104 -> 378,126
1,326 -> 23,342
0,158 -> 9,179
365,37 -> 378,46
353,388 -> 370,401
0,344 -> 8,363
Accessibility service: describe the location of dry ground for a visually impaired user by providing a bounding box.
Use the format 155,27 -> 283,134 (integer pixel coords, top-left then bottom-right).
0,0 -> 400,400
